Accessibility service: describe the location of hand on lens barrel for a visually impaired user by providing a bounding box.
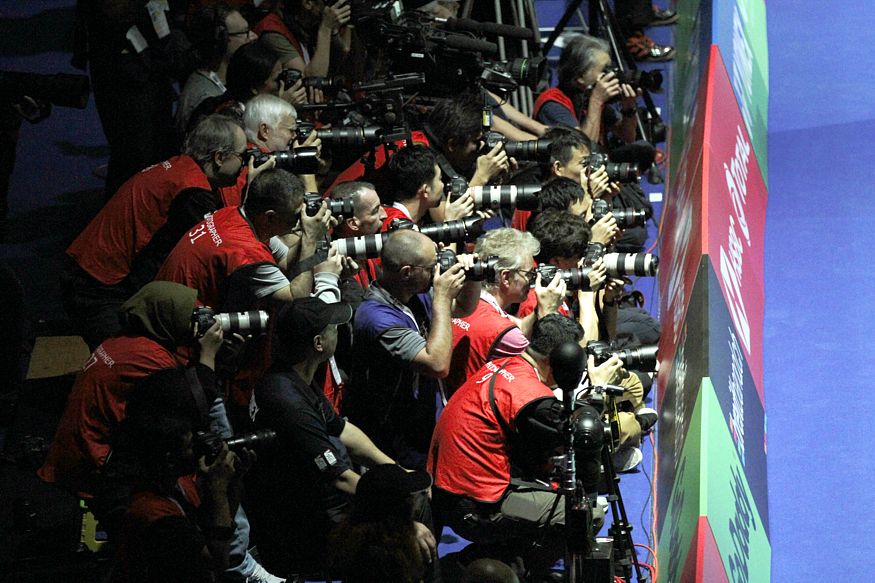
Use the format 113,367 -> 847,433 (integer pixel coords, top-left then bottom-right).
587,353 -> 627,386
585,258 -> 607,289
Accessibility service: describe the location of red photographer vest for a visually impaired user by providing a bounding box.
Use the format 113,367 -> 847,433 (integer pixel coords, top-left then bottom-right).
532,87 -> 578,122
67,155 -> 213,285
428,356 -> 554,502
155,206 -> 276,310
447,297 -> 519,393
38,336 -> 181,495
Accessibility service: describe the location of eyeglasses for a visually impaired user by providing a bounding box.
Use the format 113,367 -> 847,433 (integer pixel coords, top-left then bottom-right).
227,28 -> 251,37
514,269 -> 537,285
407,260 -> 438,272
226,150 -> 247,164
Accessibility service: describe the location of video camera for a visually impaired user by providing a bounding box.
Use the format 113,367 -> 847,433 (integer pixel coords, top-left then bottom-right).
195,429 -> 277,465
447,177 -> 541,211
590,198 -> 649,229
436,248 -> 497,281
331,216 -> 485,259
245,146 -> 320,175
192,307 -> 270,338
585,152 -> 639,184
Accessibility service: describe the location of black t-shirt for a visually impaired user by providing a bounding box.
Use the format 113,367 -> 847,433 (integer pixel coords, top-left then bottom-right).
244,369 -> 353,572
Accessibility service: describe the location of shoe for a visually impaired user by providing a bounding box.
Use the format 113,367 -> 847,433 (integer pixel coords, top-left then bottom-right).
627,33 -> 676,62
612,446 -> 643,473
636,407 -> 658,434
649,5 -> 679,26
245,564 -> 285,583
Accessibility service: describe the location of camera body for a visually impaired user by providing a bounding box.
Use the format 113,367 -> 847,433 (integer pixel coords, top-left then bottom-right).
585,152 -> 639,184
192,307 -> 270,338
304,192 -> 355,217
535,264 -> 595,291
607,67 -> 663,93
436,248 -> 497,281
585,340 -> 658,371
590,198 -> 648,229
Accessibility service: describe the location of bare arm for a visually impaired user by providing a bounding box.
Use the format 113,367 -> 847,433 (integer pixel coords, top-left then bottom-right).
410,263 -> 466,377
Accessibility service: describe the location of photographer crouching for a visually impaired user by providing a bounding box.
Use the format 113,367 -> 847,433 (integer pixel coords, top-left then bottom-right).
428,314 -> 627,581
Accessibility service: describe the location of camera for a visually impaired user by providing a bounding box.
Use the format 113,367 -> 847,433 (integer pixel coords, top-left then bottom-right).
0,70 -> 90,109
590,198 -> 649,229
295,121 -> 384,148
304,192 -> 355,217
585,152 -> 639,184
195,429 -> 277,465
331,216 -> 485,259
535,264 -> 596,291
585,340 -> 658,371
245,147 -> 320,175
584,243 -> 658,277
435,248 -> 497,281
192,307 -> 270,337
278,68 -> 344,95
608,67 -> 663,93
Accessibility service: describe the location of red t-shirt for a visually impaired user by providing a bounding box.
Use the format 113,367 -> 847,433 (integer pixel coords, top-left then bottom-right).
67,155 -> 212,285
428,356 -> 554,502
38,336 -> 182,495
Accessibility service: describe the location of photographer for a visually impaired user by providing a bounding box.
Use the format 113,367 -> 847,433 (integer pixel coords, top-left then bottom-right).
246,298 -> 422,576
108,392 -> 252,583
64,114 -> 270,348
243,94 -> 324,191
177,4 -> 258,136
344,229 -> 480,469
446,227 -> 567,393
382,145 -> 474,230
428,314 -> 626,580
155,168 -> 342,407
330,181 -> 387,289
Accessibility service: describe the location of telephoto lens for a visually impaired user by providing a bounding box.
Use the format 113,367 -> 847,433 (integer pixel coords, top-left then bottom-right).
304,192 -> 355,217
331,232 -> 389,259
247,147 -> 320,174
535,264 -> 596,291
601,252 -> 658,277
465,185 -> 542,211
193,307 -> 270,337
316,126 -> 383,147
418,216 -> 485,243
586,340 -> 657,371
503,139 -> 553,162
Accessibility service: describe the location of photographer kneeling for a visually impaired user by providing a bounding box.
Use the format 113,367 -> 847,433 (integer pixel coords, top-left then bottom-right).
428,314 -> 625,579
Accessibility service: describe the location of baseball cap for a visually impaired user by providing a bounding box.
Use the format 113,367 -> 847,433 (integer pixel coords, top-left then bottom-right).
354,464 -> 433,519
275,297 -> 353,355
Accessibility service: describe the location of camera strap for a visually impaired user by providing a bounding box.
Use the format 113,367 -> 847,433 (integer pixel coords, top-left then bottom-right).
285,235 -> 331,281
488,362 -> 516,440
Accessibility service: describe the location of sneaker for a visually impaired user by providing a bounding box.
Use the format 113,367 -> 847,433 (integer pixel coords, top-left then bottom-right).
627,33 -> 676,62
649,6 -> 679,26
245,564 -> 285,583
636,407 -> 658,434
612,446 -> 643,473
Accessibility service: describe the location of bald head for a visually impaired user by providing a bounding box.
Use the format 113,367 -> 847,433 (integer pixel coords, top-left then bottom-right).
381,229 -> 435,271
460,559 -> 520,583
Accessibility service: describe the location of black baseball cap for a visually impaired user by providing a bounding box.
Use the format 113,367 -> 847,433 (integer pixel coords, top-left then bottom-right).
275,298 -> 353,354
355,464 -> 432,517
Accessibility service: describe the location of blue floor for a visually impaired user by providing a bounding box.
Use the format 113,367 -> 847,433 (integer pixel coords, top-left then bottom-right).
765,1 -> 875,579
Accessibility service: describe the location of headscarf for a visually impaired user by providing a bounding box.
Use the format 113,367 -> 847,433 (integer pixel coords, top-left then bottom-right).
119,282 -> 198,347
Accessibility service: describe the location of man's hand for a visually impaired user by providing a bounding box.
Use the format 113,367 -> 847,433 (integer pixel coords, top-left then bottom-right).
472,142 -> 510,184
590,69 -> 622,107
279,78 -> 308,107
246,154 -> 276,185
432,262 -> 467,303
589,214 -> 619,245
535,271 -> 567,315
300,200 -> 337,240
584,257 -> 607,290
444,190 -> 475,221
619,83 -> 640,109
295,129 -> 323,159
587,354 -> 626,386
585,165 -> 612,199
199,444 -> 238,493
412,521 -> 437,565
601,278 -> 626,307
321,0 -> 351,31
314,244 -> 343,276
